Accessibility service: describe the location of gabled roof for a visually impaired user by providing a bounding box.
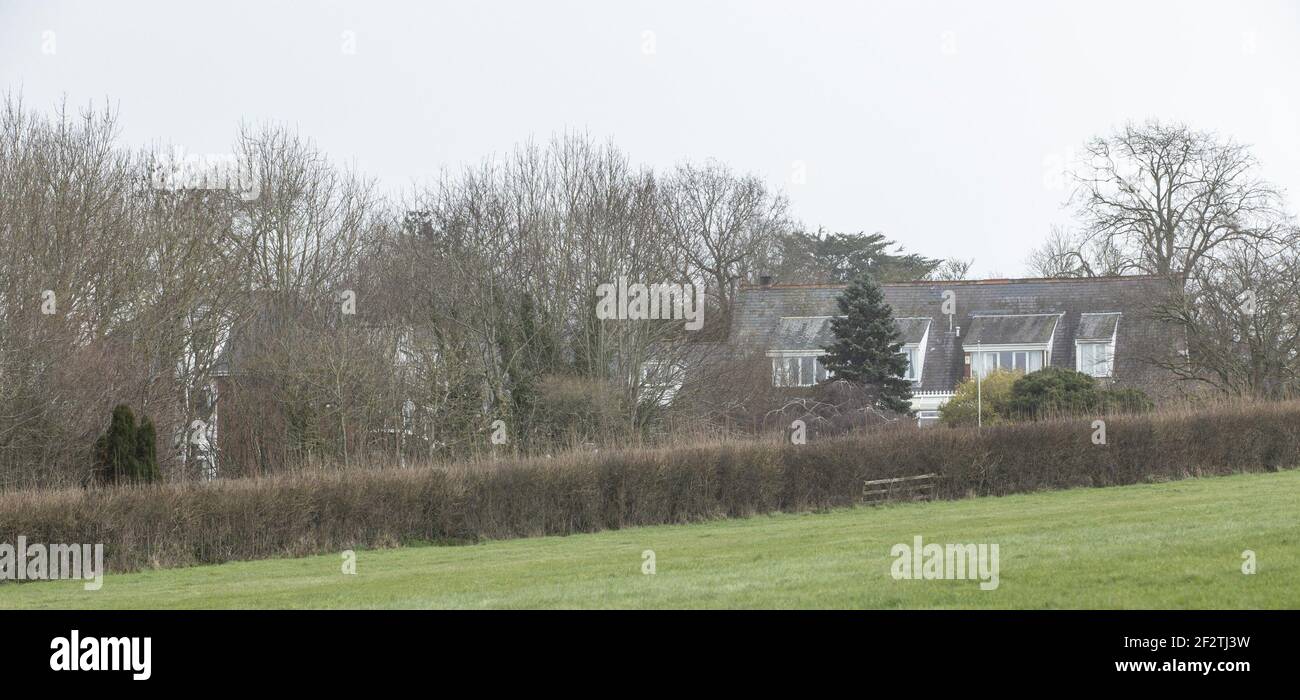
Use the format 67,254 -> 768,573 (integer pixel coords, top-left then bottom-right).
1077,312 -> 1121,341
895,317 -> 932,345
964,313 -> 1061,346
774,316 -> 835,350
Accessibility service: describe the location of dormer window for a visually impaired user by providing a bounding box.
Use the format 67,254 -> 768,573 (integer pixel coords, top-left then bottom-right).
903,347 -> 920,380
971,349 -> 1046,377
896,317 -> 931,383
767,315 -> 928,387
1076,313 -> 1120,378
962,313 -> 1062,379
1077,342 -> 1114,377
771,353 -> 831,387
768,315 -> 837,387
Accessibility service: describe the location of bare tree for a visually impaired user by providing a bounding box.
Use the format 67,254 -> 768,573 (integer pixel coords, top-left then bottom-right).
1025,226 -> 1129,278
1065,121 -> 1291,282
1151,240 -> 1300,398
226,123 -> 377,298
658,160 -> 789,317
927,257 -> 975,281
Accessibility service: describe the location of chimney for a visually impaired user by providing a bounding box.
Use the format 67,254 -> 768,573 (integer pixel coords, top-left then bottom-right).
758,274 -> 773,287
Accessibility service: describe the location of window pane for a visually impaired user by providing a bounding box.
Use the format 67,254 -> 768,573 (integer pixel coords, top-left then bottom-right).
999,351 -> 1013,369
801,356 -> 816,386
815,358 -> 827,383
1096,343 -> 1113,376
1029,350 -> 1043,372
787,358 -> 800,385
1079,343 -> 1111,377
776,358 -> 792,387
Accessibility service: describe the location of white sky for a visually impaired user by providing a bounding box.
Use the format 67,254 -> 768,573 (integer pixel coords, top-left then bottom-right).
3,0 -> 1298,276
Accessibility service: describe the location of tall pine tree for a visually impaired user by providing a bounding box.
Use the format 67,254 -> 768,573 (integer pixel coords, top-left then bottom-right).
821,272 -> 914,414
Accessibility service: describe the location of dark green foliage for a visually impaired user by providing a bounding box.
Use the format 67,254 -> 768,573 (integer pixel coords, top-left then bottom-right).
105,404 -> 137,482
822,272 -> 913,414
1006,367 -> 1099,418
135,417 -> 161,482
92,404 -> 161,484
774,229 -> 940,283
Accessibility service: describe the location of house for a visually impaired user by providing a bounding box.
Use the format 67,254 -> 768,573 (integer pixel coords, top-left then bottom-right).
728,275 -> 1185,423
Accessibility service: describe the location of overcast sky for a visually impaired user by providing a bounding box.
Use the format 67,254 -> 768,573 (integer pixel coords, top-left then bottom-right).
2,0 -> 1297,276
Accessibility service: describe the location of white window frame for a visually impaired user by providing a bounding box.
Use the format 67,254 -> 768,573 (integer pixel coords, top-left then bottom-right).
902,346 -> 920,381
1076,340 -> 1115,378
967,346 -> 1049,379
898,318 -> 929,384
768,351 -> 831,388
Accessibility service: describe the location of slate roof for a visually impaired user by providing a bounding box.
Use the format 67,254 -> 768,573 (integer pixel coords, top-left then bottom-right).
1076,312 -> 1121,341
773,316 -> 836,350
964,313 -> 1061,346
895,317 -> 932,345
769,315 -> 931,351
730,276 -> 1182,394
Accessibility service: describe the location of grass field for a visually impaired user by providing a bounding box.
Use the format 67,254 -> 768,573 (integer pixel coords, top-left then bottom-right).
2,470 -> 1297,609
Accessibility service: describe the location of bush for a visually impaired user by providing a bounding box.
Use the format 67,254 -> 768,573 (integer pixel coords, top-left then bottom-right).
944,368 -> 1155,424
6,399 -> 1298,575
939,370 -> 1020,426
1006,367 -> 1100,418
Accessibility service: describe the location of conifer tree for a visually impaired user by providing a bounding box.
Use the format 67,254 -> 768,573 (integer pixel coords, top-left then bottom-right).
93,404 -> 161,484
821,272 -> 914,414
134,416 -> 160,482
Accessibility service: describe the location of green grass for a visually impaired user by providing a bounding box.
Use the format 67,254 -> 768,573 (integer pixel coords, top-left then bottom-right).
3,470 -> 1298,609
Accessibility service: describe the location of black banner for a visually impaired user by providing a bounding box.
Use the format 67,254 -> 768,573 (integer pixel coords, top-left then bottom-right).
0,610 -> 1287,687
